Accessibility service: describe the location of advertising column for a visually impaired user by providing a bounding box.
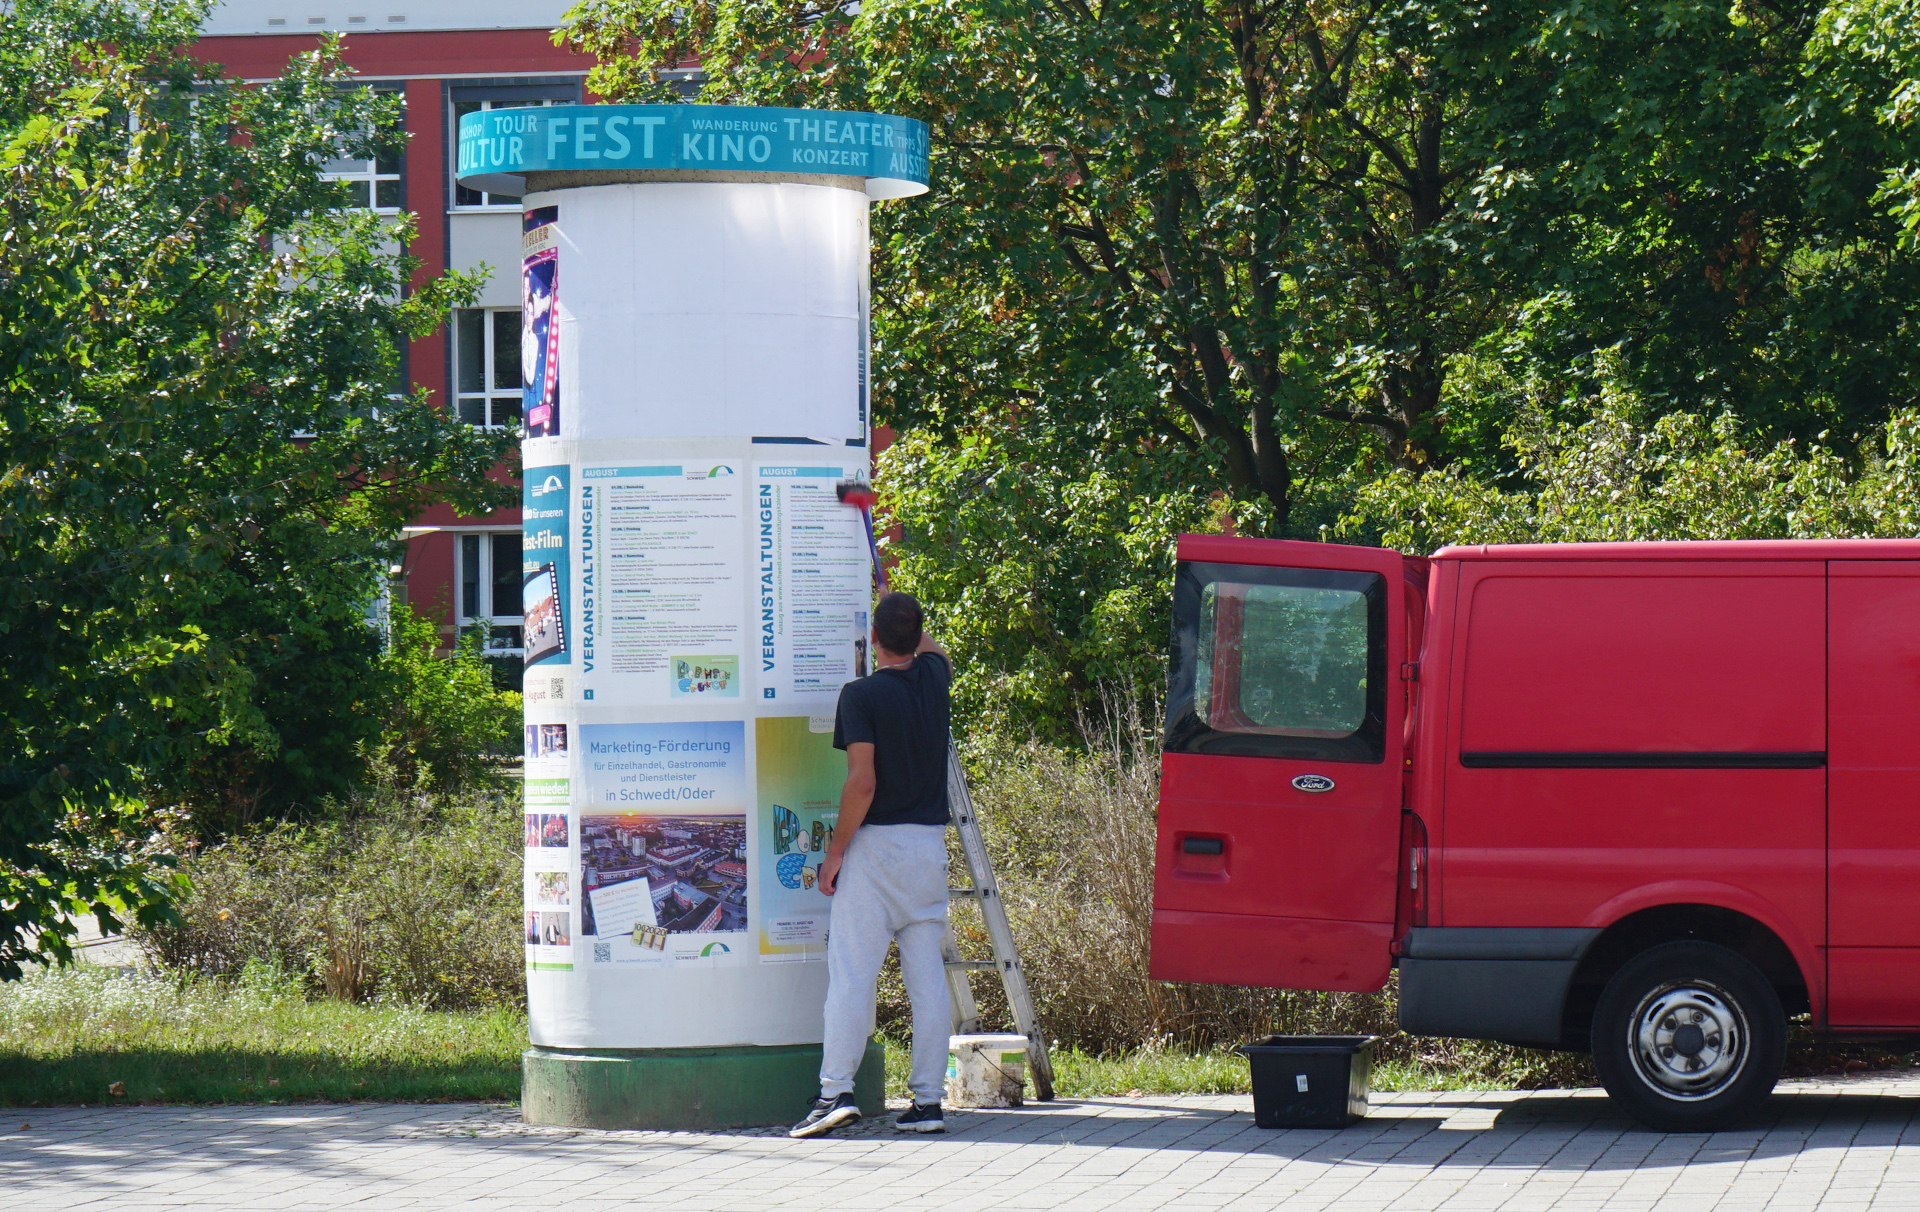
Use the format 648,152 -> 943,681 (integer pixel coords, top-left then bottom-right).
459,103 -> 929,1130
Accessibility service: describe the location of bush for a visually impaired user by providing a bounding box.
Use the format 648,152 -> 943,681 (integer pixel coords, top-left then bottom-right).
1339,389 -> 1920,554
365,608 -> 522,796
149,605 -> 521,836
133,789 -> 523,1010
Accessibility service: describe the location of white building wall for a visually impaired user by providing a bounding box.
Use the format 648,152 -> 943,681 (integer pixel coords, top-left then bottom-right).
205,0 -> 576,35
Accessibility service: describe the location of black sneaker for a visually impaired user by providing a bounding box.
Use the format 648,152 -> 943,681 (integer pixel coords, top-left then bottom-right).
788,1092 -> 861,1138
894,1102 -> 945,1133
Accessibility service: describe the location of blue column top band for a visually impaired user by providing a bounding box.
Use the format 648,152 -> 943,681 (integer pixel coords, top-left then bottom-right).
456,104 -> 931,199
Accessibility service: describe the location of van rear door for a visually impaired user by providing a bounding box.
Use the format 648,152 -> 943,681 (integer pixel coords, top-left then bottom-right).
1150,536 -> 1407,992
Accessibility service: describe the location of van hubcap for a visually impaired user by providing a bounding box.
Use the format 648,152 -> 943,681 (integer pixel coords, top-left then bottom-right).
1629,981 -> 1748,1100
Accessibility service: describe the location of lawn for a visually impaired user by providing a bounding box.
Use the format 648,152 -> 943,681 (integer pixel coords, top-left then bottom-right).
0,963 -> 523,1106
1,963 -> 1520,1107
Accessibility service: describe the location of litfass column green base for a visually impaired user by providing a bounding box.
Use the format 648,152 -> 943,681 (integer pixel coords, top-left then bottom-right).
521,1040 -> 886,1130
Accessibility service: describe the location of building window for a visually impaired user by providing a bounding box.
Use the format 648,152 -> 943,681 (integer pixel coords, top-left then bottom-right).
454,307 -> 521,428
459,531 -> 524,654
453,98 -> 559,207
321,88 -> 405,211
323,146 -> 403,210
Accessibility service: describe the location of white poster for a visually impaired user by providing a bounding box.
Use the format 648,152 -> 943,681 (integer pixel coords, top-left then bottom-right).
578,463 -> 745,705
754,463 -> 873,707
588,877 -> 659,934
523,775 -> 574,971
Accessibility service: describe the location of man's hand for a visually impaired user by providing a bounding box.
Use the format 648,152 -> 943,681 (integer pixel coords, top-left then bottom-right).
819,849 -> 844,896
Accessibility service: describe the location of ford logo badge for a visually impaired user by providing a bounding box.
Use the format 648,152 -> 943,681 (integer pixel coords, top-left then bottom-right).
1291,774 -> 1335,793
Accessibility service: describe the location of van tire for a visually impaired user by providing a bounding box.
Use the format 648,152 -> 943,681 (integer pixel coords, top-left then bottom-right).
1590,941 -> 1784,1133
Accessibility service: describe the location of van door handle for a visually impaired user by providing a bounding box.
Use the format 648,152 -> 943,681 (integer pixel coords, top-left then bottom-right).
1181,837 -> 1224,856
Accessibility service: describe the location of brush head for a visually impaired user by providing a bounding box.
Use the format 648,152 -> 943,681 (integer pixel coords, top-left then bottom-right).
834,481 -> 878,510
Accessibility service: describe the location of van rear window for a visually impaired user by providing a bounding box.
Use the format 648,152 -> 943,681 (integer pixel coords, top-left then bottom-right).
1165,562 -> 1386,762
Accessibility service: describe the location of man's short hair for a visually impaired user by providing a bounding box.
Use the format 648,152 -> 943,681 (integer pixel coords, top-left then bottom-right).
873,592 -> 924,657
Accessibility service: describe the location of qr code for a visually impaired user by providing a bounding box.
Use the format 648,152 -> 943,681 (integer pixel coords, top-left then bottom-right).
593,942 -> 611,964
550,678 -> 565,699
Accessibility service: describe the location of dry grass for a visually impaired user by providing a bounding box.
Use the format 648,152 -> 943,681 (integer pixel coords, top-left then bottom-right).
134,790 -> 524,1011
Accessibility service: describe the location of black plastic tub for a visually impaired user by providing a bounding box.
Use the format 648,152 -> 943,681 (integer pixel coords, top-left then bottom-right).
1236,1035 -> 1379,1128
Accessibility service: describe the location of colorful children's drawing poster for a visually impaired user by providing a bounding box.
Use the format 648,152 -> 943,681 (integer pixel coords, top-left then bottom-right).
671,654 -> 739,698
755,715 -> 843,961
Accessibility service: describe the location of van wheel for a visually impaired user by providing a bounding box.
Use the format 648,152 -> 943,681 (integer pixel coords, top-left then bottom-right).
1590,941 -> 1784,1133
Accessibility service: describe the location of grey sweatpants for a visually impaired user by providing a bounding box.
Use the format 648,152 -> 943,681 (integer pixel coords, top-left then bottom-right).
819,823 -> 950,1105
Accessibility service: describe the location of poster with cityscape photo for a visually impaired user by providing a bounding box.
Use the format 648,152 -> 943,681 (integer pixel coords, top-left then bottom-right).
579,812 -> 748,967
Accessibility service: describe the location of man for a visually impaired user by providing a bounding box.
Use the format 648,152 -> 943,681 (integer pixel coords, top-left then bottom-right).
789,592 -> 953,1138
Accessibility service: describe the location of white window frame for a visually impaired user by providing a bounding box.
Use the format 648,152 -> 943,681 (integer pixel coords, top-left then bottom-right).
457,530 -> 525,657
453,307 -> 523,430
323,156 -> 402,211
452,97 -> 560,209
318,86 -> 405,213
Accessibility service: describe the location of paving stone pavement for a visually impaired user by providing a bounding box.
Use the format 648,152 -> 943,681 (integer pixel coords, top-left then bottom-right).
9,1076 -> 1920,1211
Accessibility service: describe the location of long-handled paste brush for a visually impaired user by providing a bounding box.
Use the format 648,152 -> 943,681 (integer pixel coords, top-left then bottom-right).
834,479 -> 889,593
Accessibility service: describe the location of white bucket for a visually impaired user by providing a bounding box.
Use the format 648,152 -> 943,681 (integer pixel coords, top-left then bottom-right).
946,1034 -> 1028,1108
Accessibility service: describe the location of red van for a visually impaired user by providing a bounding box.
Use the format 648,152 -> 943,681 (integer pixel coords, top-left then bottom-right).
1151,536 -> 1920,1131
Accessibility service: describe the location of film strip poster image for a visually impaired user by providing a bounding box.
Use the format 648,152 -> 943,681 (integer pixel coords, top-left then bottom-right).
521,205 -> 559,437
523,564 -> 565,666
522,465 -> 570,671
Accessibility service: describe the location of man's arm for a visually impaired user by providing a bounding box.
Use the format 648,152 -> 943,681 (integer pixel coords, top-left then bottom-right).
916,630 -> 947,659
819,742 -> 875,896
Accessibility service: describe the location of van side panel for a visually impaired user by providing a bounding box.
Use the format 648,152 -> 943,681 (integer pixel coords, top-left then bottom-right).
1151,910 -> 1394,992
1457,566 -> 1824,754
1827,562 -> 1920,1026
1438,562 -> 1826,999
1414,558 -> 1462,927
1150,536 -> 1406,994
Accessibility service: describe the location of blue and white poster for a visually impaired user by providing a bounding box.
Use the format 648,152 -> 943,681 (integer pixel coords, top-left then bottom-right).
577,721 -> 749,968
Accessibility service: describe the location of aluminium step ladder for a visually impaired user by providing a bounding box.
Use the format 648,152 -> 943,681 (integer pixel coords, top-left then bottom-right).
940,742 -> 1057,1101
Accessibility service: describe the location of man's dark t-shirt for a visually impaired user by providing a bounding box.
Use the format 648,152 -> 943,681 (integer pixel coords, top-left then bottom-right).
832,651 -> 952,826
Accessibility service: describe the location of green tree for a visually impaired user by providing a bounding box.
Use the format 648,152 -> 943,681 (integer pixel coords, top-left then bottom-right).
0,0 -> 513,975
558,1 -> 1920,737
563,0 -> 1510,522
561,0 -> 1527,735
1339,361 -> 1920,551
1451,0 -> 1920,445
881,420 -> 1213,736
